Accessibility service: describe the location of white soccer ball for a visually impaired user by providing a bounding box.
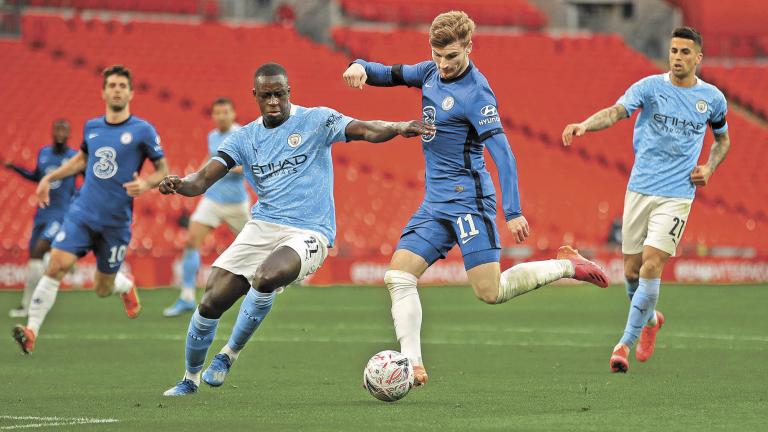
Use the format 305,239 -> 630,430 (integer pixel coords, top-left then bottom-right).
362,350 -> 414,402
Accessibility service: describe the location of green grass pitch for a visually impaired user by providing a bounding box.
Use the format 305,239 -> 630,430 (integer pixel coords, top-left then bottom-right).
2,284 -> 766,431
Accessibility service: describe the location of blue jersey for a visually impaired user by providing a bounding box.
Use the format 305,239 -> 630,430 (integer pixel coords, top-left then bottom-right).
355,59 -> 521,220
617,73 -> 728,199
217,105 -> 354,246
15,145 -> 78,224
203,124 -> 248,204
70,115 -> 165,227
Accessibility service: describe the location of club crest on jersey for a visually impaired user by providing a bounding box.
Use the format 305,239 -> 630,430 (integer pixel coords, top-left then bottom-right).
422,106 -> 437,142
287,133 -> 303,148
120,132 -> 133,145
442,96 -> 455,111
480,105 -> 497,117
695,100 -> 708,113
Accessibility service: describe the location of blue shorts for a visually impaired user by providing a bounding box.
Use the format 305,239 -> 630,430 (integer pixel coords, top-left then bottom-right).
396,197 -> 501,270
52,217 -> 132,274
29,219 -> 64,251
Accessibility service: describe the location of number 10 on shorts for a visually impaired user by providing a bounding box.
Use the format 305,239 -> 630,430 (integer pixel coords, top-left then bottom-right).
456,214 -> 480,239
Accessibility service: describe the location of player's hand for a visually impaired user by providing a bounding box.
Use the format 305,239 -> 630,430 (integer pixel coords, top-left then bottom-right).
158,175 -> 183,195
342,63 -> 367,90
36,177 -> 51,208
506,215 -> 530,244
562,123 -> 586,146
123,172 -> 150,197
691,165 -> 713,187
396,121 -> 435,138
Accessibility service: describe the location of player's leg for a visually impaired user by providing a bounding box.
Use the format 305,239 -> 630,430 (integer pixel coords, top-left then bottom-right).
92,224 -> 141,318
10,224 -> 50,318
164,221 -> 213,317
624,253 -> 643,300
164,267 -> 251,396
206,226 -> 329,387
13,247 -> 78,354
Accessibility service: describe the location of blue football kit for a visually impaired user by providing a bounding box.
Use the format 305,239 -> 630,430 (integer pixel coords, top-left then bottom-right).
11,145 -> 78,249
53,115 -> 164,273
203,124 -> 247,204
354,59 -> 522,269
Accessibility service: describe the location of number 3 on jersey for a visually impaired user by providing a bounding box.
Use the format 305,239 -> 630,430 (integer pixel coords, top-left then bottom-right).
456,214 -> 480,242
93,147 -> 119,179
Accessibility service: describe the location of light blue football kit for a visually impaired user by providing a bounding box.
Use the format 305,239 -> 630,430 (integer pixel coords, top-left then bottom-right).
353,59 -> 522,270
616,73 -> 728,348
53,115 -> 164,273
203,124 -> 246,204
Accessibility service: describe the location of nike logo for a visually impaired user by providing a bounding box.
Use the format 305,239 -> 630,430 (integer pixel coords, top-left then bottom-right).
632,305 -> 647,313
461,236 -> 476,245
424,83 -> 432,88
88,133 -> 99,139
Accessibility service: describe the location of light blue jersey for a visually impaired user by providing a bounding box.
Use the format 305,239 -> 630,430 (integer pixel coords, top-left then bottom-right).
617,73 -> 728,199
204,124 -> 247,204
217,105 -> 354,245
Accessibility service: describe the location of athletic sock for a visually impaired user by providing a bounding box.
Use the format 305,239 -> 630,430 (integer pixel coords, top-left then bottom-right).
385,270 -> 423,365
184,309 -> 219,385
619,278 -> 661,347
496,259 -> 574,303
181,249 -> 201,301
625,278 -> 639,301
22,259 -> 45,310
225,289 -> 275,355
27,275 -> 60,335
112,271 -> 133,295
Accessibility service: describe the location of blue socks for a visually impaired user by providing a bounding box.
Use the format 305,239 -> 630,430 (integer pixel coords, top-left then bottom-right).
227,289 -> 275,352
619,278 -> 660,347
181,249 -> 201,289
625,278 -> 639,300
185,309 -> 219,374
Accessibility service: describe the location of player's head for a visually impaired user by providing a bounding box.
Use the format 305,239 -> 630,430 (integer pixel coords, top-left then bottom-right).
102,64 -> 134,113
252,63 -> 291,128
211,97 -> 236,132
51,119 -> 71,145
429,11 -> 475,80
669,27 -> 703,80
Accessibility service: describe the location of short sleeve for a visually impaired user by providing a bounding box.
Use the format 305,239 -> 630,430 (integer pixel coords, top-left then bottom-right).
465,87 -> 504,142
80,122 -> 89,154
616,77 -> 651,116
218,128 -> 246,166
710,92 -> 728,135
142,123 -> 165,161
318,107 -> 354,145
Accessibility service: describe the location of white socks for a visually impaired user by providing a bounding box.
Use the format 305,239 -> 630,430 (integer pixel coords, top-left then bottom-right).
183,371 -> 201,385
385,270 -> 423,365
22,259 -> 45,310
496,259 -> 573,303
181,287 -> 196,303
220,344 -> 240,362
113,272 -> 133,295
27,275 -> 60,335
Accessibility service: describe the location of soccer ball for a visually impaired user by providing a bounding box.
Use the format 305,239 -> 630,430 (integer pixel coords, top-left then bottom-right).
362,350 -> 414,402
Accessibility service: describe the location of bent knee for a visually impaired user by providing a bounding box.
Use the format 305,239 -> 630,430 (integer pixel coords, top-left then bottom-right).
94,283 -> 112,297
473,283 -> 500,305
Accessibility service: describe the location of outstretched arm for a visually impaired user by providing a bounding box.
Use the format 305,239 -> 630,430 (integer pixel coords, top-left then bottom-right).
36,151 -> 87,208
691,131 -> 730,187
5,162 -> 40,182
562,104 -> 629,146
486,133 -> 529,244
343,60 -> 430,89
159,156 -> 230,197
122,157 -> 170,197
344,120 -> 434,143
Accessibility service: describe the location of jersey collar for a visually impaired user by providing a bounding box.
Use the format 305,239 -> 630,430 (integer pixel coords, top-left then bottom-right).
103,114 -> 133,127
440,62 -> 473,84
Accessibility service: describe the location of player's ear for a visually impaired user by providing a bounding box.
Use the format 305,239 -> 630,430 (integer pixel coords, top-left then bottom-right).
252,88 -> 257,97
466,40 -> 473,55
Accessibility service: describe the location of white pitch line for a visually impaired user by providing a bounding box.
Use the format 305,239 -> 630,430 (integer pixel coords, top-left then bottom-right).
0,416 -> 119,430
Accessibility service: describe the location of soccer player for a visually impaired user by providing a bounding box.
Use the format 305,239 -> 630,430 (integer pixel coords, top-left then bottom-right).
561,27 -> 730,372
12,65 -> 169,354
342,10 -> 609,386
4,119 -> 78,318
160,63 -> 433,396
163,98 -> 249,317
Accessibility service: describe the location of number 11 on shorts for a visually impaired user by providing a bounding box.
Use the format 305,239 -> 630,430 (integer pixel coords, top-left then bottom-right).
456,214 -> 480,239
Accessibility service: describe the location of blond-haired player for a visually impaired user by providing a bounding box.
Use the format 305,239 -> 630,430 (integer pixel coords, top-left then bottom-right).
343,11 -> 609,386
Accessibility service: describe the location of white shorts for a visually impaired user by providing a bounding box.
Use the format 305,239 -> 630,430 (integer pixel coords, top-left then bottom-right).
622,190 -> 693,257
190,197 -> 250,233
212,219 -> 329,284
